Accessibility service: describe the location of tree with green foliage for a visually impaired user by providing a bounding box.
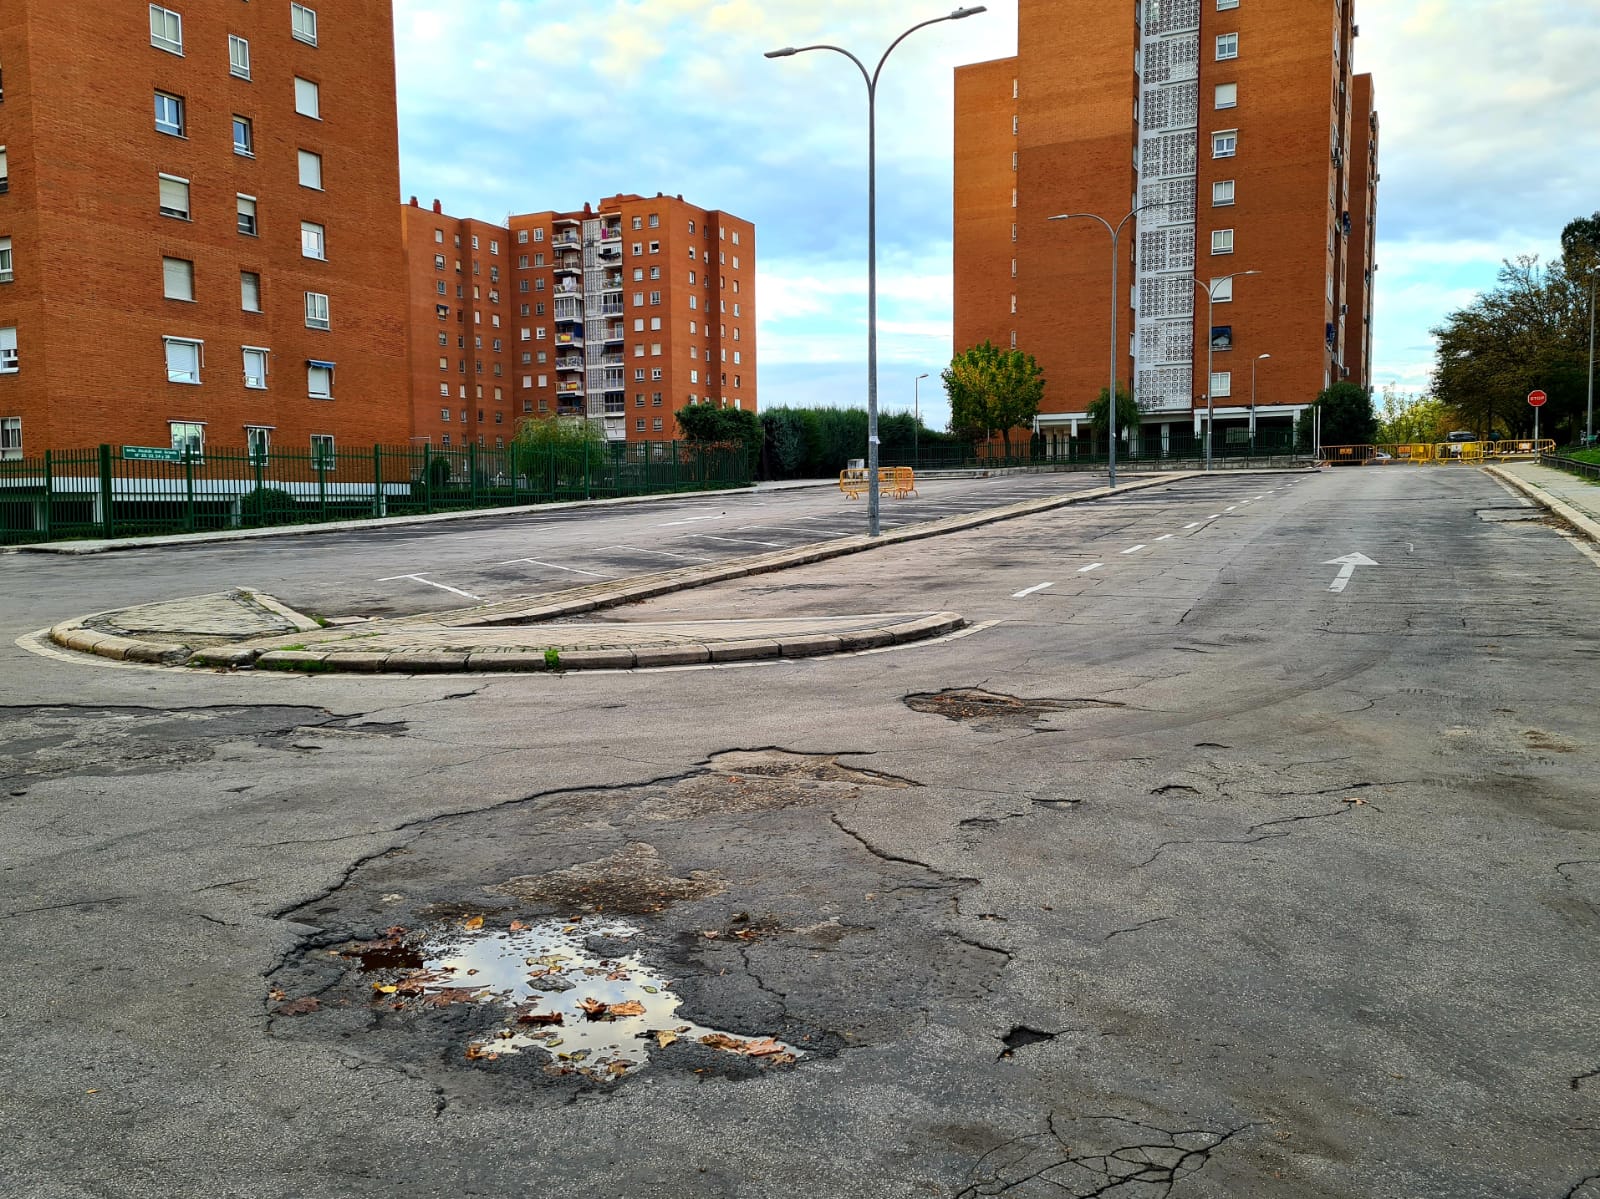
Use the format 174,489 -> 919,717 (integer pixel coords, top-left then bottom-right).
513,414 -> 607,480
1296,382 -> 1378,450
941,340 -> 1046,457
1375,387 -> 1459,445
1431,254 -> 1592,442
675,403 -> 762,470
1086,386 -> 1140,448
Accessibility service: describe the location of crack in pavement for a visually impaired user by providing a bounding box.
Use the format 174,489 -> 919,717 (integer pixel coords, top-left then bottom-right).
1103,916 -> 1173,943
1564,1172 -> 1600,1199
1573,1067 -> 1600,1092
1558,861 -> 1599,884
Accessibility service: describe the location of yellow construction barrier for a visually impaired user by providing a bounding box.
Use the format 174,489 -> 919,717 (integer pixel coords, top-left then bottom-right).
838,466 -> 918,499
1393,442 -> 1434,463
1435,441 -> 1486,463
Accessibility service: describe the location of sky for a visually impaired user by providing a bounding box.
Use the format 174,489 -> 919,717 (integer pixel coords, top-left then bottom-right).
392,0 -> 1600,433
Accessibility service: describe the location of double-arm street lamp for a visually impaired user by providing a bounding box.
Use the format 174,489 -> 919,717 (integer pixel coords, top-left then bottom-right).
767,6 -> 987,537
914,372 -> 930,465
1047,202 -> 1163,489
1192,270 -> 1261,469
1251,353 -> 1271,455
1586,265 -> 1597,446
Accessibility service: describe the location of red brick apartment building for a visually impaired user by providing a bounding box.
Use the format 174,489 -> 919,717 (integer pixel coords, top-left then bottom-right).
0,0 -> 409,461
954,0 -> 1378,453
402,194 -> 756,448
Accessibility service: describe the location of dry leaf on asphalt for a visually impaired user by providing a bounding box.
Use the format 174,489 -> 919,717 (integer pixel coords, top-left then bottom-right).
654,1030 -> 679,1049
275,996 -> 321,1016
700,1033 -> 747,1052
463,915 -> 484,931
744,1037 -> 784,1057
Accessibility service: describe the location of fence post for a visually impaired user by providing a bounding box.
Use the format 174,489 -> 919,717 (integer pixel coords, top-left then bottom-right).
469,442 -> 479,507
98,444 -> 115,538
253,444 -> 265,523
510,444 -> 521,506
42,450 -> 53,540
422,444 -> 433,512
183,446 -> 196,532
316,448 -> 327,519
372,444 -> 383,517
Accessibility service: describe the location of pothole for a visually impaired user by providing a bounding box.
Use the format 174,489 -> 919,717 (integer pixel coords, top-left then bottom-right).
1476,507 -> 1544,523
1524,729 -> 1577,753
291,916 -> 802,1083
636,749 -> 917,820
487,843 -> 726,915
906,688 -> 1123,726
998,1025 -> 1058,1059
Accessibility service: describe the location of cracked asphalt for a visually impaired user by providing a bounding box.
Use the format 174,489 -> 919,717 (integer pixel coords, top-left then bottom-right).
2,467 -> 1598,1198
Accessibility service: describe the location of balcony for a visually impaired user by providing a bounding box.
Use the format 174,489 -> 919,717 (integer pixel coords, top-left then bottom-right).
598,226 -> 622,242
553,256 -> 583,275
557,381 -> 584,395
554,300 -> 583,323
598,298 -> 624,317
603,325 -> 625,343
600,273 -> 623,292
556,356 -> 585,372
554,331 -> 585,348
600,353 -> 623,367
604,398 -> 626,416
551,234 -> 581,253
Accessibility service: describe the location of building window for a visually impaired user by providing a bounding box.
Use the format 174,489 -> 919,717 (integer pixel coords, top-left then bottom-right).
307,364 -> 334,400
1217,0 -> 1239,8
0,148 -> 7,194
1209,371 -> 1232,398
304,291 -> 329,330
1216,33 -> 1239,60
242,346 -> 269,389
228,35 -> 251,79
649,291 -> 661,306
1211,228 -> 1235,255
301,221 -> 326,260
149,5 -> 183,54
636,418 -> 645,432
233,195 -> 257,237
159,174 -> 191,220
651,392 -> 662,406
232,115 -> 254,156
651,368 -> 662,381
294,77 -> 321,119
0,238 -> 11,284
1210,276 -> 1234,303
298,150 -> 323,190
1212,130 -> 1237,158
154,91 -> 185,136
169,422 -> 205,457
1215,83 -> 1237,109
1212,180 -> 1236,207
649,241 -> 660,254
291,4 -> 318,46
246,426 -> 271,464
163,337 -> 203,384
162,257 -> 194,301
0,328 -> 17,374
648,213 -> 660,228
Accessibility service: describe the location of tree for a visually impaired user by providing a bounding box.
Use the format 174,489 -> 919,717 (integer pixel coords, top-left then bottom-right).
1296,382 -> 1377,450
941,341 -> 1046,457
1085,386 -> 1140,446
1375,387 -> 1458,445
1561,211 -> 1600,272
513,414 -> 607,479
675,403 -> 763,472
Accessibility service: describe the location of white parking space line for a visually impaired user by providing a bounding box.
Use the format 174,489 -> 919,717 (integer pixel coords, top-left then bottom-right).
376,574 -> 484,601
1079,563 -> 1104,573
1255,495 -> 1266,500
659,512 -> 725,527
602,545 -> 711,562
1156,534 -> 1174,541
1121,544 -> 1147,555
1210,513 -> 1222,519
738,525 -> 853,537
1012,582 -> 1055,599
687,534 -> 784,548
1226,505 -> 1238,512
498,558 -> 614,578
1184,522 -> 1202,530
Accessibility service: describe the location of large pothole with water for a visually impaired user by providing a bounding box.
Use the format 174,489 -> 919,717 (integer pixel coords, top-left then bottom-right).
267,749 -> 1006,1094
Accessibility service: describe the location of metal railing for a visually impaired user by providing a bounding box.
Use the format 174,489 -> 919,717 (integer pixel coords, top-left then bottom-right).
0,440 -> 752,546
1320,440 -> 1557,465
1541,452 -> 1600,482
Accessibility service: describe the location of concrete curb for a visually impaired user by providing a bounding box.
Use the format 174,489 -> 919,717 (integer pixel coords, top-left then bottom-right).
1483,465 -> 1600,543
233,611 -> 965,675
48,615 -> 191,665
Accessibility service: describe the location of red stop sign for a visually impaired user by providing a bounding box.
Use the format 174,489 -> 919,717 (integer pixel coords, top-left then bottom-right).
1528,390 -> 1548,407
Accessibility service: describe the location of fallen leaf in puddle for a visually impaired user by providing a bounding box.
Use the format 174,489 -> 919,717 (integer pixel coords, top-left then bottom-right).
463,916 -> 484,931
464,1043 -> 497,1062
608,1000 -> 646,1017
579,997 -> 607,1017
700,1033 -> 748,1052
509,920 -> 528,932
654,1030 -> 679,1049
608,1061 -> 630,1075
606,970 -> 629,981
516,1011 -> 565,1027
275,996 -> 321,1016
420,988 -> 480,1008
744,1038 -> 784,1057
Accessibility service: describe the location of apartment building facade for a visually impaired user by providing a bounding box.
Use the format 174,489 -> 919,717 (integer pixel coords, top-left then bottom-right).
0,0 -> 410,461
954,0 -> 1378,454
403,193 -> 756,448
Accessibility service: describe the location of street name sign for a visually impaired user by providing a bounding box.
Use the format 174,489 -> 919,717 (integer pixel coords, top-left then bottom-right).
122,446 -> 184,462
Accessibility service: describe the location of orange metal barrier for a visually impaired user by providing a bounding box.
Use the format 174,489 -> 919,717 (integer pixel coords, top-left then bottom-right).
839,467 -> 918,499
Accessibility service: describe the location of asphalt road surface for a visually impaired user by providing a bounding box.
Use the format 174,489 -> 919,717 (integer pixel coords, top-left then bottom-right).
2,466 -> 1597,1199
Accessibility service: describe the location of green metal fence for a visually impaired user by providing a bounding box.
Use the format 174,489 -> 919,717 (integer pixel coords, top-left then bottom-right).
0,440 -> 751,547
880,427 -> 1300,471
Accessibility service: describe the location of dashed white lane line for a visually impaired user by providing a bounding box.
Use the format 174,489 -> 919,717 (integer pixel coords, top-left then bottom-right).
1156,534 -> 1174,541
498,558 -> 613,578
1209,513 -> 1221,519
1012,582 -> 1056,599
1185,522 -> 1202,530
1225,505 -> 1238,511
1255,495 -> 1267,500
1122,544 -> 1147,555
1079,563 -> 1104,573
376,574 -> 484,601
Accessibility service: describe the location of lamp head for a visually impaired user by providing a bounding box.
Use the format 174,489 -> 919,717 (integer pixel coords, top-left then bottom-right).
950,6 -> 988,18
917,372 -> 930,380
1258,353 -> 1272,361
764,47 -> 797,58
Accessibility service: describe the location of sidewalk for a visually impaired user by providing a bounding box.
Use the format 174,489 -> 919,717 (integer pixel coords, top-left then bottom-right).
1487,462 -> 1600,542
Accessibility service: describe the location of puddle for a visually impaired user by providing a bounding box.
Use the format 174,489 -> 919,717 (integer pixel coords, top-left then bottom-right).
906,688 -> 1122,725
344,918 -> 801,1082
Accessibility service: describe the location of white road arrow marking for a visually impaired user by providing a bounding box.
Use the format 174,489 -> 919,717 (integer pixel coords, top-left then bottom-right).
1324,552 -> 1378,594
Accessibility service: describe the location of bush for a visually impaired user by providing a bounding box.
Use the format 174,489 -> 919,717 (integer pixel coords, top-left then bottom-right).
238,487 -> 299,527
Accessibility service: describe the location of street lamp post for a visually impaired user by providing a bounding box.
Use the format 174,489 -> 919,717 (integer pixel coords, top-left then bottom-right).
767,6 -> 987,537
914,372 -> 929,466
1251,353 -> 1271,456
1587,266 -> 1598,447
1192,271 -> 1261,469
1047,203 -> 1162,489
